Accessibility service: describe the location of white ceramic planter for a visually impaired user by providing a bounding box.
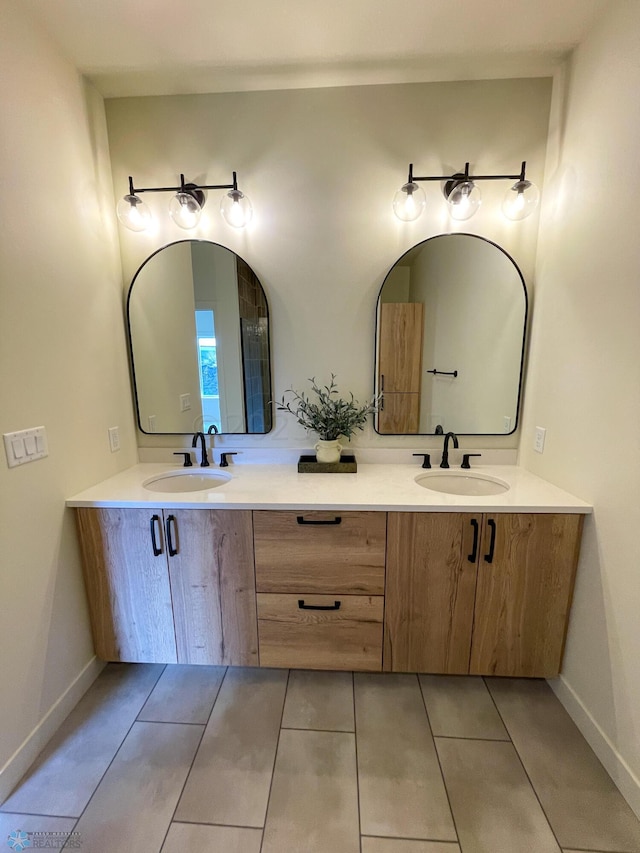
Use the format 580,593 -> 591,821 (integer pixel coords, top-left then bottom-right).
314,438 -> 343,463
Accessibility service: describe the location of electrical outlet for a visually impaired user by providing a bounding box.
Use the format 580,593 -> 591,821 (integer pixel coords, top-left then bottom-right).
503,416 -> 511,432
179,394 -> 191,412
108,426 -> 120,452
534,426 -> 546,454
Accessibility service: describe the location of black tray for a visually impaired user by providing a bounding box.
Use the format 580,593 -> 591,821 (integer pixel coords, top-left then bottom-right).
297,454 -> 357,473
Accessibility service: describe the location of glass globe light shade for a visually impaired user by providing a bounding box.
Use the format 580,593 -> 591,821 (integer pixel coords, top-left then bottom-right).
392,181 -> 426,222
502,179 -> 540,221
116,194 -> 151,232
220,189 -> 252,228
446,180 -> 481,221
169,191 -> 203,230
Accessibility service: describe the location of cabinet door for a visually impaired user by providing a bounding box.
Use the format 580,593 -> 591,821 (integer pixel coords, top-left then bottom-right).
470,513 -> 583,677
377,392 -> 420,434
75,508 -> 177,663
384,512 -> 479,674
167,510 -> 258,666
378,302 -> 424,392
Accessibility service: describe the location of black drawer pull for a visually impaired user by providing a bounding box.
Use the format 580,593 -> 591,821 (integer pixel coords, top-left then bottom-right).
149,514 -> 163,556
468,518 -> 479,563
484,518 -> 497,564
296,516 -> 342,526
298,599 -> 341,611
166,514 -> 179,557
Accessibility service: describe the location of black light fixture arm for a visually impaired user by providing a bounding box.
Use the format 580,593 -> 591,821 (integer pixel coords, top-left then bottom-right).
127,171 -> 239,196
406,161 -> 528,185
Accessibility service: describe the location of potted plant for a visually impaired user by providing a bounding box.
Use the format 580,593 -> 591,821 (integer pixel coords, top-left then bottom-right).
277,375 -> 379,463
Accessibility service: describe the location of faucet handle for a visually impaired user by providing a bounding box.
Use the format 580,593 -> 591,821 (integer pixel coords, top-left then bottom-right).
173,452 -> 193,468
461,453 -> 482,469
412,453 -> 431,469
219,452 -> 237,468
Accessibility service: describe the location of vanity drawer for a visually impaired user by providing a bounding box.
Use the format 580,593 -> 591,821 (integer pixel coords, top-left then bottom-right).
257,593 -> 383,670
253,510 -> 386,594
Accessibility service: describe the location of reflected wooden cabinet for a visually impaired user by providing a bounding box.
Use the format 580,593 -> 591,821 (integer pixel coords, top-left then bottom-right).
377,302 -> 424,433
384,511 -> 584,677
75,507 -> 258,666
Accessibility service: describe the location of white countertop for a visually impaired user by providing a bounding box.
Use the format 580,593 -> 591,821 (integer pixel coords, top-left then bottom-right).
66,462 -> 592,513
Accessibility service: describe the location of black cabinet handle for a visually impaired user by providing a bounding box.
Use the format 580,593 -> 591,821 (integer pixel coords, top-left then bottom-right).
149,514 -> 163,556
298,600 -> 341,611
296,516 -> 342,526
468,518 -> 479,562
166,514 -> 178,556
484,518 -> 497,564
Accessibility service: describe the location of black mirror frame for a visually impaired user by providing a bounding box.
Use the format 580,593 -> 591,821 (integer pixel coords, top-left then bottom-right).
126,239 -> 273,436
374,232 -> 528,436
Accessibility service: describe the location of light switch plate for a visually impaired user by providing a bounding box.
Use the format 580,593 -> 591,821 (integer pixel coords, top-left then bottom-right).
4,426 -> 48,468
534,426 -> 546,453
503,416 -> 512,432
180,393 -> 191,412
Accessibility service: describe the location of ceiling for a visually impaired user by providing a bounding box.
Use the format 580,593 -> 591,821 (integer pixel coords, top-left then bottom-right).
20,0 -> 610,98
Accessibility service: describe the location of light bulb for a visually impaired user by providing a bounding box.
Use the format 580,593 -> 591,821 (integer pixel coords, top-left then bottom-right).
393,181 -> 426,222
169,191 -> 202,229
502,179 -> 540,220
447,180 -> 481,221
116,193 -> 151,232
220,189 -> 252,228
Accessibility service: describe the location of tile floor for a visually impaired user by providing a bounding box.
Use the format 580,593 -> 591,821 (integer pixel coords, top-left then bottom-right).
2,665 -> 640,853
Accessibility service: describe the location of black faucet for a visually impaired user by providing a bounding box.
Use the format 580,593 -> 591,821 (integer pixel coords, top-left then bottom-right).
191,432 -> 210,467
440,431 -> 459,468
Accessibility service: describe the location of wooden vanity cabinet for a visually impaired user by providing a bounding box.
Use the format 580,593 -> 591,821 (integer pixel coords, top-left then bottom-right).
384,511 -> 584,678
253,510 -> 386,670
75,507 -> 258,666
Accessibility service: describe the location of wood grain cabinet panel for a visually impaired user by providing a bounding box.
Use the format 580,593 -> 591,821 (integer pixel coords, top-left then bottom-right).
384,512 -> 479,674
469,513 -> 584,677
254,510 -> 386,595
76,507 -> 178,663
384,511 -> 584,678
76,508 -> 258,667
168,510 -> 258,666
257,593 -> 383,671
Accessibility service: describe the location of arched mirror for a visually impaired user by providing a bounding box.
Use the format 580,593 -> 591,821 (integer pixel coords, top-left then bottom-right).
375,233 -> 527,435
127,240 -> 272,435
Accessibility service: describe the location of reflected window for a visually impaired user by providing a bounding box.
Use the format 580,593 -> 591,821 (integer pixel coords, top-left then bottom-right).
196,309 -> 221,433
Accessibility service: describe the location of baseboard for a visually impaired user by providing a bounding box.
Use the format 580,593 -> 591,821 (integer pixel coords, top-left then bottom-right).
549,674 -> 640,819
0,656 -> 105,804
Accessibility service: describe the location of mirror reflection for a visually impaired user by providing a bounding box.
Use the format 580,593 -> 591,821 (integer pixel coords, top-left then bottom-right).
127,240 -> 272,435
375,233 -> 527,435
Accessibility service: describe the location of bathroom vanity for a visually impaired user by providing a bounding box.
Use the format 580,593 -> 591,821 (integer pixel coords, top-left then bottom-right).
68,462 -> 590,678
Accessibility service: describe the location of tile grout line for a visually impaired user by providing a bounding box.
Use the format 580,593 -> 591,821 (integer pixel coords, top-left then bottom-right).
417,673 -> 462,849
482,676 -> 565,853
281,725 -> 355,734
156,666 -> 229,853
258,668 -> 290,853
58,663 -> 168,849
433,733 -> 511,742
352,672 -> 362,853
362,833 -> 461,844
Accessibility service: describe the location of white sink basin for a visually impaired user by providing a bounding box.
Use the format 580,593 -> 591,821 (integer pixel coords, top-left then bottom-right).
415,471 -> 510,496
143,469 -> 231,493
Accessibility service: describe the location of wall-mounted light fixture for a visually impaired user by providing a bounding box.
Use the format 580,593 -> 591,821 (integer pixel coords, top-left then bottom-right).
393,161 -> 539,223
116,172 -> 252,232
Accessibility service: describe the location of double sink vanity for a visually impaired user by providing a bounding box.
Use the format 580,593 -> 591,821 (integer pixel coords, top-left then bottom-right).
79,229 -> 589,679
68,459 -> 590,680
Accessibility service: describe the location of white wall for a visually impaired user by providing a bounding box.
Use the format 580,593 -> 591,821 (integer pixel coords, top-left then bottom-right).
0,2 -> 136,798
105,77 -> 551,452
520,0 -> 640,814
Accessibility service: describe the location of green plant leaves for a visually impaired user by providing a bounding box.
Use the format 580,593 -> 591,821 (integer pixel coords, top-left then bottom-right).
277,375 -> 380,441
